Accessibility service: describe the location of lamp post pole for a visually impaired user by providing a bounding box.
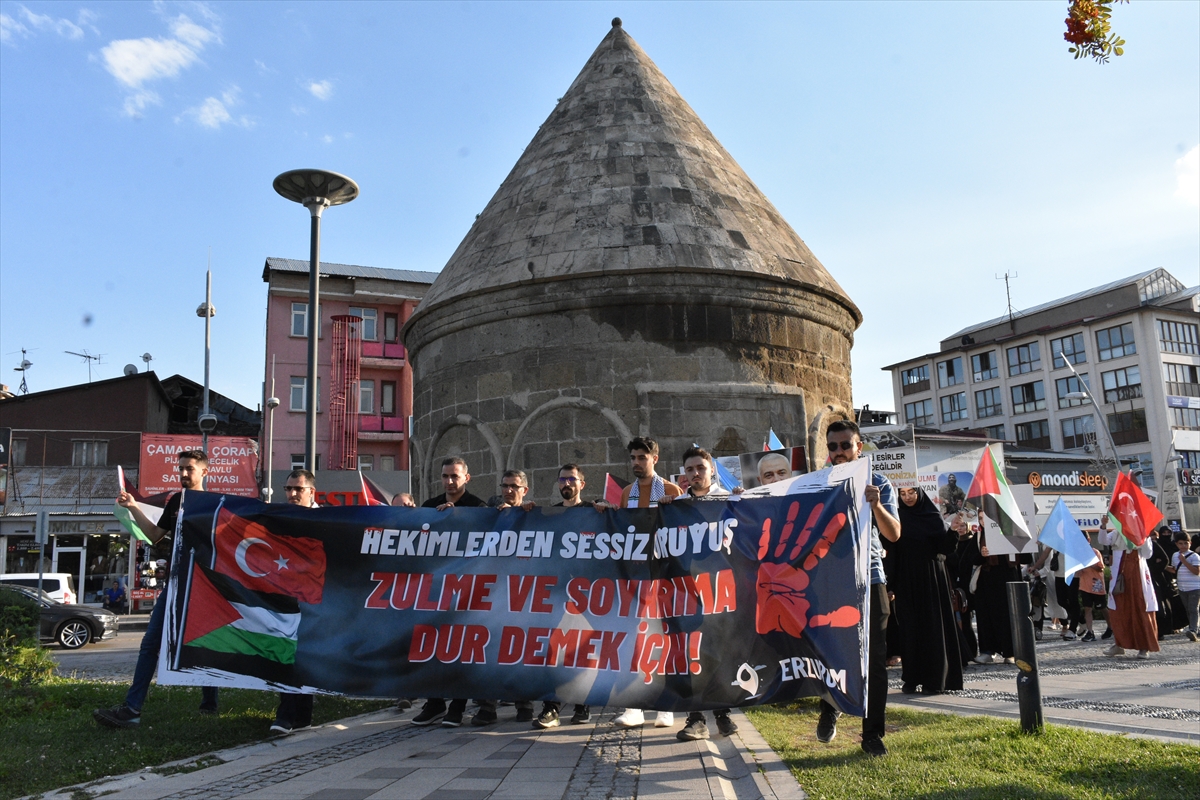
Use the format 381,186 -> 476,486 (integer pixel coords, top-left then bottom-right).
273,170 -> 359,473
196,269 -> 217,453
1061,352 -> 1121,476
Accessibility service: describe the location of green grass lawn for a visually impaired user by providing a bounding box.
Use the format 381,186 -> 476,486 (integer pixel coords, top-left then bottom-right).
0,678 -> 391,800
746,699 -> 1200,800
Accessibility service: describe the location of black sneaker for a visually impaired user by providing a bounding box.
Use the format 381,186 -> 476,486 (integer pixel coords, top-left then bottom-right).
1101,627 -> 1113,640
1081,630 -> 1096,642
714,713 -> 738,736
411,701 -> 446,726
535,707 -> 560,729
571,705 -> 592,724
816,708 -> 840,743
442,707 -> 465,727
677,717 -> 709,741
198,704 -> 218,716
470,709 -> 498,726
94,704 -> 141,729
515,706 -> 534,723
861,735 -> 888,757
269,720 -> 294,735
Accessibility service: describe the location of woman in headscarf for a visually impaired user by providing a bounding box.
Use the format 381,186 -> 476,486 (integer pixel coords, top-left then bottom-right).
892,487 -> 964,694
1099,523 -> 1159,658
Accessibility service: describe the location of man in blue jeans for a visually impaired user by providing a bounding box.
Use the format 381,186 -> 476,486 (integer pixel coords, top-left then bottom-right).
94,449 -> 218,728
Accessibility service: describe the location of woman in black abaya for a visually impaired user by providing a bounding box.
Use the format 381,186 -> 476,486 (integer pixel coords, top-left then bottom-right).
893,488 -> 964,694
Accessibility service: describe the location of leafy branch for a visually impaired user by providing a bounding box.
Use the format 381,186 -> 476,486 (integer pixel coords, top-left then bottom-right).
1064,0 -> 1127,63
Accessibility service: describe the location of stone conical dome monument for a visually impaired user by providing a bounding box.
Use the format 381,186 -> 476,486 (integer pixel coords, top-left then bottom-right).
404,19 -> 861,500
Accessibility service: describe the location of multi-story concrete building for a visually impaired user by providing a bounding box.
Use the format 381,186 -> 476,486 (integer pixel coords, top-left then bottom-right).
261,258 -> 436,486
884,268 -> 1200,532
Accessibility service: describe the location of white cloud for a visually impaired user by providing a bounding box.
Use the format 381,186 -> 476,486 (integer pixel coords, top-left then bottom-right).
0,13 -> 29,44
291,104 -> 308,116
321,134 -> 334,144
2,6 -> 97,44
100,11 -> 219,116
179,87 -> 251,129
1175,145 -> 1199,208
308,79 -> 333,100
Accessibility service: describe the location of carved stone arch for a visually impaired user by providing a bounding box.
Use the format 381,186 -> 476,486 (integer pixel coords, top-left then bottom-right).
423,414 -> 505,497
807,403 -> 853,471
507,396 -> 634,470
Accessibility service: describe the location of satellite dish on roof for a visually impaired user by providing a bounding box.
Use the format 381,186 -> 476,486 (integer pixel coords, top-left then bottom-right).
123,364 -> 138,376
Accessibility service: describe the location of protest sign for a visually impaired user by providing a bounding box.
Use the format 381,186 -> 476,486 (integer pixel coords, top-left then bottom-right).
159,461 -> 872,716
139,434 -> 259,497
860,424 -> 917,489
738,447 -> 808,490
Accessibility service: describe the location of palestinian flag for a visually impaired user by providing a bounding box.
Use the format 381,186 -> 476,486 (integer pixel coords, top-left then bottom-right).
211,505 -> 326,604
112,466 -> 173,544
965,444 -> 1031,546
183,562 -> 300,664
603,473 -> 630,506
1107,471 -> 1162,548
360,472 -> 391,506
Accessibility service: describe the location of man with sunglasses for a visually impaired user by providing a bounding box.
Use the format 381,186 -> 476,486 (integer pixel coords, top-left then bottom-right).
817,420 -> 900,756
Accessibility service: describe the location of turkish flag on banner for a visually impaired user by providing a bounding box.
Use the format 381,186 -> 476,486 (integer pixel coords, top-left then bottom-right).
1107,471 -> 1163,548
212,506 -> 327,603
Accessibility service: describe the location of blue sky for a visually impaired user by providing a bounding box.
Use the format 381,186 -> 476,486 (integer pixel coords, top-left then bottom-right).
1,1 -> 1197,416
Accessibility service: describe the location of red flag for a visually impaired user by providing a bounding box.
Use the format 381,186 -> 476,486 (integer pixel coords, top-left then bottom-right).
603,473 -> 629,506
183,563 -> 242,644
1107,472 -> 1162,547
360,473 -> 389,506
213,506 -> 327,603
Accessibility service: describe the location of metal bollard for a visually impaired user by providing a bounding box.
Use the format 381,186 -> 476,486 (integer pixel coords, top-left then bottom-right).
1006,581 -> 1043,733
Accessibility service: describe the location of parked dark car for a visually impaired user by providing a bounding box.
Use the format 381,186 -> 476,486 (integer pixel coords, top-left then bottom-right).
0,584 -> 120,649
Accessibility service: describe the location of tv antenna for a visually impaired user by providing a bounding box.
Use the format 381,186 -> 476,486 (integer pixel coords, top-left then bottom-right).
996,272 -> 1019,332
65,349 -> 104,382
142,352 -> 153,372
11,348 -> 33,394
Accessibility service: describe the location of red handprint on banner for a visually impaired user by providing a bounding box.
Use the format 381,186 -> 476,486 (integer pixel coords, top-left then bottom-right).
755,500 -> 860,637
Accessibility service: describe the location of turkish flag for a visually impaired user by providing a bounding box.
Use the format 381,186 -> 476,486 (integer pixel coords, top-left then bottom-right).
212,507 -> 326,603
1107,471 -> 1163,547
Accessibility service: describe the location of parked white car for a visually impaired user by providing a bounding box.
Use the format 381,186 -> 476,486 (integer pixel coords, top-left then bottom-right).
0,573 -> 78,605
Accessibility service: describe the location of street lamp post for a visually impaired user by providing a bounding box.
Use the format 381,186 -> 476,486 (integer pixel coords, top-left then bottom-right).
1061,350 -> 1122,475
264,355 -> 279,502
196,270 -> 218,453
273,169 -> 359,473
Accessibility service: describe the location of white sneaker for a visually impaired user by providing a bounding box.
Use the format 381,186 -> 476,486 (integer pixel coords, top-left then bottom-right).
614,709 -> 645,727
1135,650 -> 1149,660
1050,621 -> 1062,632
972,653 -> 993,665
1003,657 -> 1016,664
1062,631 -> 1077,641
1103,644 -> 1125,657
654,711 -> 674,727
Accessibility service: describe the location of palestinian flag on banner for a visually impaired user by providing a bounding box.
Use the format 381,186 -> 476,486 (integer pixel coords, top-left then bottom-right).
112,465 -> 174,544
964,444 -> 1031,547
1107,471 -> 1162,548
182,562 -> 301,665
211,505 -> 326,604
603,473 -> 630,506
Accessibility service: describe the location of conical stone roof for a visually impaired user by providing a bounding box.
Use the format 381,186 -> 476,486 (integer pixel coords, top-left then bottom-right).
410,20 -> 860,327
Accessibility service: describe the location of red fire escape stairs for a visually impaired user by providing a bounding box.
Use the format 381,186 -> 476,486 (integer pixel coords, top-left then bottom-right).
329,315 -> 362,470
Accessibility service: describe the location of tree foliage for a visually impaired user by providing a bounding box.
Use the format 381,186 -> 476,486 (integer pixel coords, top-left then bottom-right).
1065,0 -> 1127,63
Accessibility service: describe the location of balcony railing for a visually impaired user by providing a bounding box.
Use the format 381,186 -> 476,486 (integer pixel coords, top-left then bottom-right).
362,342 -> 406,360
902,379 -> 930,396
359,416 -> 404,433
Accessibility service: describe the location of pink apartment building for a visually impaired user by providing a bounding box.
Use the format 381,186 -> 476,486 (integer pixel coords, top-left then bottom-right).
261,258 -> 437,478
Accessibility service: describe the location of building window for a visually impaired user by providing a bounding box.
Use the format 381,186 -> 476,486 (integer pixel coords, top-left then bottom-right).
984,424 -> 1006,440
290,454 -> 305,470
1055,374 -> 1090,408
289,377 -> 321,412
940,392 -> 968,422
1128,453 -> 1156,489
384,313 -> 399,343
1179,451 -> 1200,469
904,399 -> 934,426
359,380 -> 375,415
1011,380 -> 1046,414
72,440 -> 108,466
1096,322 -> 1135,361
971,351 -> 998,382
937,357 -> 964,389
975,387 -> 1003,418
901,365 -> 930,395
1158,319 -> 1199,355
1007,342 -> 1041,376
358,455 -> 374,471
349,307 -> 378,341
11,438 -> 26,466
381,381 -> 397,415
1060,415 -> 1095,450
1107,409 -> 1148,445
1101,366 -> 1141,403
1015,420 -> 1051,449
291,302 -> 308,337
1164,363 -> 1200,397
1170,408 -> 1200,430
1050,333 -> 1086,368
379,455 -> 395,471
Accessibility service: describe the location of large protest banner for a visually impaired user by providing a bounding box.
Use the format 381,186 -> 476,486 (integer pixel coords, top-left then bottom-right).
139,434 -> 260,497
159,461 -> 873,716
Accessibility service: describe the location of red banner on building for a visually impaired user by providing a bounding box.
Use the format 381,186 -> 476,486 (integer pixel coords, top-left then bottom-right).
139,435 -> 260,497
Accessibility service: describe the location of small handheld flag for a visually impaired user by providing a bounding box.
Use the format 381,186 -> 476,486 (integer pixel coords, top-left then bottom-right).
1038,498 -> 1099,581
965,444 -> 1032,548
1106,471 -> 1162,548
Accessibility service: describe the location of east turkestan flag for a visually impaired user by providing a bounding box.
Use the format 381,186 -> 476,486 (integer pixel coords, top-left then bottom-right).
1107,471 -> 1163,548
1038,498 -> 1100,581
965,444 -> 1032,549
212,506 -> 326,604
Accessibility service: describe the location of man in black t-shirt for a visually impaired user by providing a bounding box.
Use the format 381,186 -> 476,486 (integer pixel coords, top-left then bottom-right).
411,457 -> 487,727
95,449 -> 219,728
